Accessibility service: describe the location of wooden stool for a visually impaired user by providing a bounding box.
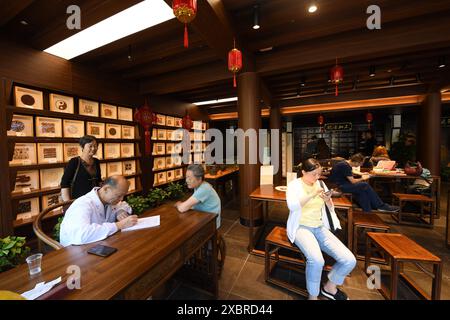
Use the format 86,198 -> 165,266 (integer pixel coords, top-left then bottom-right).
352,211 -> 390,262
365,233 -> 442,300
392,193 -> 435,228
265,226 -> 332,298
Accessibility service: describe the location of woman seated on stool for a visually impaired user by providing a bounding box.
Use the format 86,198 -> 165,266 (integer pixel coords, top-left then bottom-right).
286,158 -> 356,300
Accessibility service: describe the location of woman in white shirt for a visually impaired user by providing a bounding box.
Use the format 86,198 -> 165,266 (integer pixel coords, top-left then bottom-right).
286,158 -> 356,300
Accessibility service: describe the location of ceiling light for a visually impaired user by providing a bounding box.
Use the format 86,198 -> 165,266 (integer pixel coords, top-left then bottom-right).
259,46 -> 273,52
389,76 -> 395,86
20,20 -> 28,25
438,56 -> 446,68
300,77 -> 306,87
369,66 -> 376,77
253,4 -> 260,30
308,4 -> 318,13
194,97 -> 238,106
44,0 -> 174,60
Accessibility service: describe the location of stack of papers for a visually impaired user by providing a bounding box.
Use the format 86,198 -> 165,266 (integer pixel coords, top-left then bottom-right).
21,277 -> 62,300
122,216 -> 160,232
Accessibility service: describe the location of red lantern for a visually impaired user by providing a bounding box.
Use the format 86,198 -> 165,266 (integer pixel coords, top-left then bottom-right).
330,58 -> 344,96
366,112 -> 373,129
134,99 -> 154,156
173,0 -> 197,48
228,40 -> 243,88
318,115 -> 325,133
182,111 -> 193,130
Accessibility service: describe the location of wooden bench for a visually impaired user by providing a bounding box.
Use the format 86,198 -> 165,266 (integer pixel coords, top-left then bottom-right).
265,226 -> 333,298
392,193 -> 435,228
365,232 -> 442,300
352,211 -> 390,262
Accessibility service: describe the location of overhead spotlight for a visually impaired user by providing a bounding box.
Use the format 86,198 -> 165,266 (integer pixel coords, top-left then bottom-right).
389,76 -> 395,86
369,66 -> 376,77
308,3 -> 318,13
127,45 -> 133,62
253,4 -> 260,30
300,77 -> 306,87
438,56 -> 446,68
20,20 -> 28,25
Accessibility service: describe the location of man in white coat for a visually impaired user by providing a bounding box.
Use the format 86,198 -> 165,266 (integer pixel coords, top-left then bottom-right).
60,175 -> 138,247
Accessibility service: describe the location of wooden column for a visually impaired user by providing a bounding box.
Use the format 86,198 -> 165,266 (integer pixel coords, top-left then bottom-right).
237,72 -> 262,227
418,92 -> 441,175
269,106 -> 282,186
0,79 -> 13,237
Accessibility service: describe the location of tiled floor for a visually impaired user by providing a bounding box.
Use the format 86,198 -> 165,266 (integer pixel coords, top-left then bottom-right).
167,184 -> 450,300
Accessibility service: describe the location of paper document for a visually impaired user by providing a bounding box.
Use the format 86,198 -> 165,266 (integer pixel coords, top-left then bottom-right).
122,216 -> 160,232
21,276 -> 62,300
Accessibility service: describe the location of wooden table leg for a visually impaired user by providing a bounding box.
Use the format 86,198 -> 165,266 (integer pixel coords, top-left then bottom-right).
347,208 -> 353,250
248,199 -> 255,252
432,262 -> 442,300
211,231 -> 218,299
391,260 -> 399,300
365,235 -> 371,275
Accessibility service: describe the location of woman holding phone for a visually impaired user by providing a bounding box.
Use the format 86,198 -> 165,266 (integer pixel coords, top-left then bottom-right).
286,158 -> 356,300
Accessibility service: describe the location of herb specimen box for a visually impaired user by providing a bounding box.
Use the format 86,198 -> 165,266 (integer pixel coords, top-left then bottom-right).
14,86 -> 43,110
7,115 -> 33,137
118,107 -> 133,121
106,124 -> 122,139
37,143 -> 63,164
13,170 -> 39,193
10,143 -> 37,166
87,122 -> 105,139
63,143 -> 82,162
79,99 -> 99,117
123,160 -> 136,175
42,193 -> 63,215
101,104 -> 117,119
107,162 -> 123,176
104,143 -> 121,159
122,125 -> 135,139
63,120 -> 85,138
49,93 -> 74,114
40,168 -> 64,189
15,197 -> 39,221
36,117 -> 62,138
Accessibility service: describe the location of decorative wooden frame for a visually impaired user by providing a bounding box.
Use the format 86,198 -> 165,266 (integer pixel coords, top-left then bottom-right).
157,129 -> 167,140
107,162 -> 123,176
166,143 -> 175,154
14,86 -> 43,110
86,122 -> 105,139
79,99 -> 99,117
40,167 -> 64,189
104,143 -> 121,159
63,119 -> 85,138
37,143 -> 63,164
63,143 -> 82,162
41,193 -> 63,215
101,103 -> 118,119
122,125 -> 135,139
157,171 -> 167,184
174,117 -> 182,128
7,115 -> 33,137
120,143 -> 134,158
118,107 -> 133,121
154,157 -> 166,170
156,114 -> 166,126
167,170 -> 175,182
15,197 -> 40,221
10,143 -> 37,166
175,168 -> 183,179
166,156 -> 174,168
13,170 -> 39,193
123,160 -> 136,175
36,117 -> 62,138
106,123 -> 122,139
166,116 -> 174,127
49,93 -> 74,114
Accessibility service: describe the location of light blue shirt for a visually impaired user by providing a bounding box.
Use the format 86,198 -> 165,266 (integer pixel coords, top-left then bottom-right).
192,182 -> 221,229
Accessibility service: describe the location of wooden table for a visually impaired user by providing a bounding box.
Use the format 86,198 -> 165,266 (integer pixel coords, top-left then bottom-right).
365,232 -> 442,300
368,172 -> 441,218
249,185 -> 353,255
0,205 -> 218,300
205,167 -> 239,203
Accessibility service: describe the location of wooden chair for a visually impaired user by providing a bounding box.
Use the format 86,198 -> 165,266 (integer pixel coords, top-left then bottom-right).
33,200 -> 74,251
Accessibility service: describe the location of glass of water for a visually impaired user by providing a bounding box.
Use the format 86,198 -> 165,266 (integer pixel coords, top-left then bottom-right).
26,253 -> 43,276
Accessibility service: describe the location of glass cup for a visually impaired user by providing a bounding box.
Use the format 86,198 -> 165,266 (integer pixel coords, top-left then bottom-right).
26,253 -> 43,276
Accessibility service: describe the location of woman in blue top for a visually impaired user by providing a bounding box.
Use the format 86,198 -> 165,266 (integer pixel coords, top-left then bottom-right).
175,164 -> 221,229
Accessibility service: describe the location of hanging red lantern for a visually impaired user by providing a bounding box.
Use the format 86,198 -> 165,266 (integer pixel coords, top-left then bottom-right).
318,115 -> 325,133
134,99 -> 154,156
366,112 -> 373,129
330,58 -> 344,96
228,40 -> 243,88
182,111 -> 193,130
173,0 -> 197,48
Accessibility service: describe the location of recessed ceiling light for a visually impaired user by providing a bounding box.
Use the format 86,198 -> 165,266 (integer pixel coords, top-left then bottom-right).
44,0 -> 174,60
308,4 -> 318,13
253,4 -> 260,30
438,56 -> 447,68
369,65 -> 376,77
20,20 -> 28,25
194,97 -> 238,106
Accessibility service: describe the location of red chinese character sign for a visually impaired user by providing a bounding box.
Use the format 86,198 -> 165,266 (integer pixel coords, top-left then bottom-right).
228,40 -> 243,88
134,100 -> 154,156
173,0 -> 197,48
182,111 -> 193,130
330,58 -> 344,96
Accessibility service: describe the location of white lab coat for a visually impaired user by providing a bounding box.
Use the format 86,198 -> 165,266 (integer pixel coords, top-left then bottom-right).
60,187 -> 132,247
286,178 -> 342,244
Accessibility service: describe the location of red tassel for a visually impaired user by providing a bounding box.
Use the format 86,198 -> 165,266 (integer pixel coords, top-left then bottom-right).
184,24 -> 189,48
335,84 -> 338,96
233,74 -> 236,88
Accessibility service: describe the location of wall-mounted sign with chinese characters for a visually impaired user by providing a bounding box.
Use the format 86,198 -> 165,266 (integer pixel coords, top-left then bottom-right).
324,122 -> 353,131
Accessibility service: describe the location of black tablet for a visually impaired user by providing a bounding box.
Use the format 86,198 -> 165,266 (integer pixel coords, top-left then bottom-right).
87,244 -> 117,257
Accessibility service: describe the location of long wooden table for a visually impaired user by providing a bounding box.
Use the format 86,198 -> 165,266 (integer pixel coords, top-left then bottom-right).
367,172 -> 441,218
205,167 -> 239,203
249,185 -> 353,256
0,205 -> 218,300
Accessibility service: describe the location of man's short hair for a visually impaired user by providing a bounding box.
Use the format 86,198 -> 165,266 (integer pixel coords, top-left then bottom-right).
187,164 -> 205,180
350,153 -> 365,163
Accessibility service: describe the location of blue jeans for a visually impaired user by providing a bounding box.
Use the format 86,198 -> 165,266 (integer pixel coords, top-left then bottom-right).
294,225 -> 356,297
339,182 -> 384,212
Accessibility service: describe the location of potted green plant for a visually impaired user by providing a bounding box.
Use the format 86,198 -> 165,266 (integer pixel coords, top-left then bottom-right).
0,236 -> 30,273
147,188 -> 169,208
126,194 -> 151,215
165,182 -> 187,200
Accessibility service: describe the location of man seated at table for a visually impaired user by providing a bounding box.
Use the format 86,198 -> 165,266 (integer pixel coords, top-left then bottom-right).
329,153 -> 399,213
60,175 -> 138,247
175,164 -> 221,228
